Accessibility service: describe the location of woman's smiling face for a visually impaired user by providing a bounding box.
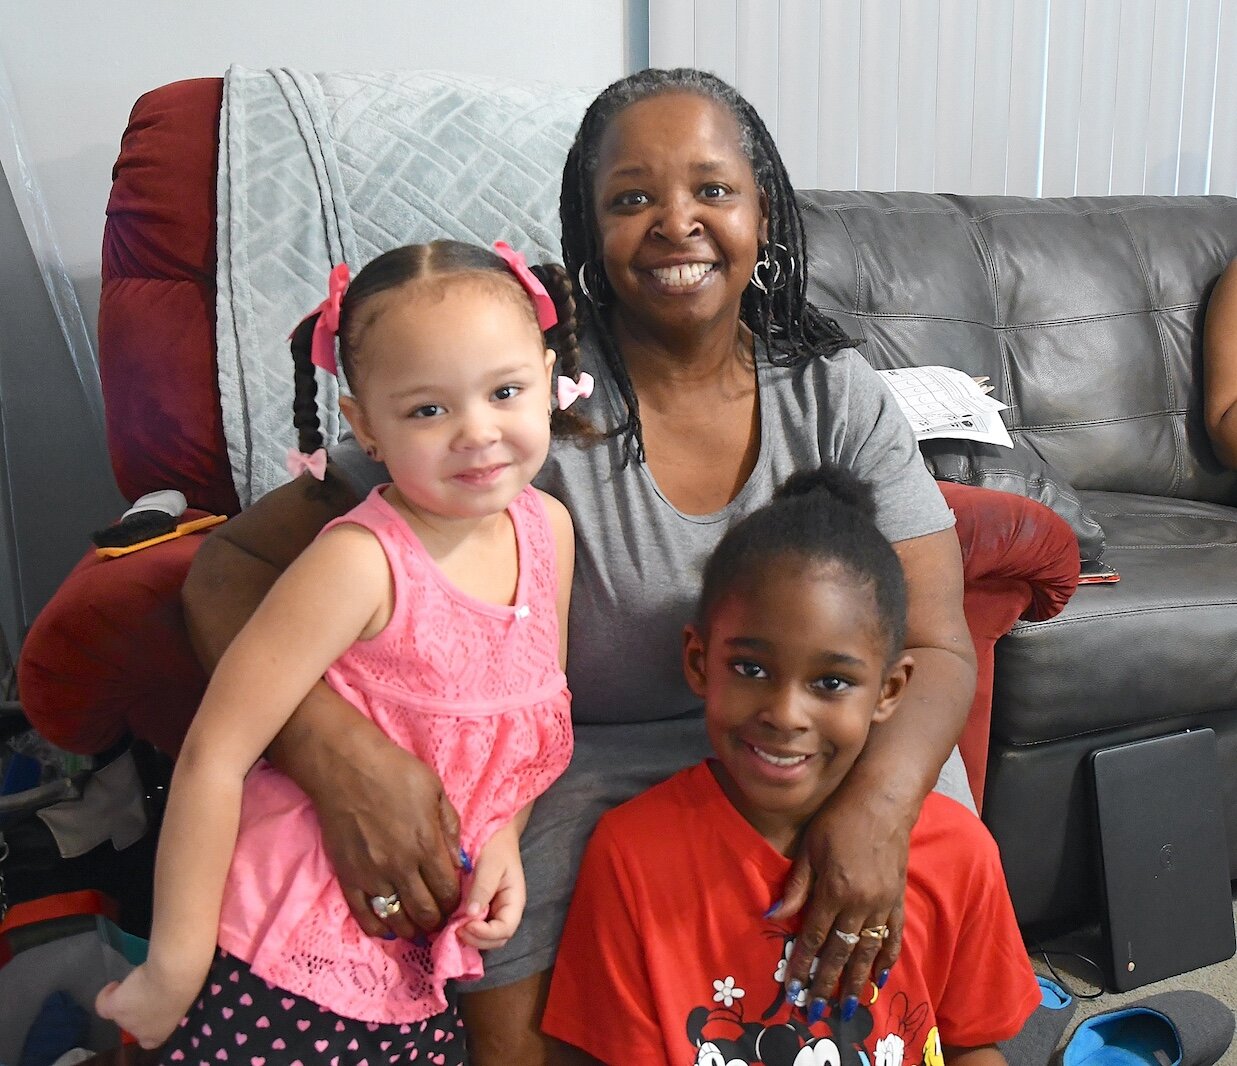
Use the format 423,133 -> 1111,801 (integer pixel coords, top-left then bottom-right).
590,91 -> 768,340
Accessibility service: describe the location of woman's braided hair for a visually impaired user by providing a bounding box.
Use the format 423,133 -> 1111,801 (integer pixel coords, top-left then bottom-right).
560,67 -> 856,465
289,239 -> 593,459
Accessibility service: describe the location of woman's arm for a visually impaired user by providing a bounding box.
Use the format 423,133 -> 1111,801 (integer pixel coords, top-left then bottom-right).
98,527 -> 392,1046
776,526 -> 976,1012
1204,258 -> 1237,469
182,470 -> 463,938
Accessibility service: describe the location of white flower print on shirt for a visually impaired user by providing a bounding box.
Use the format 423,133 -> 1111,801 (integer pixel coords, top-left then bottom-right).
875,1032 -> 905,1066
772,940 -> 820,1008
712,976 -> 746,1008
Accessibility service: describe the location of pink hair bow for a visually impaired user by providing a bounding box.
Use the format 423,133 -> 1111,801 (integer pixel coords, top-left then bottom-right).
289,263 -> 351,375
286,447 -> 327,481
557,372 -> 595,411
493,241 -> 558,332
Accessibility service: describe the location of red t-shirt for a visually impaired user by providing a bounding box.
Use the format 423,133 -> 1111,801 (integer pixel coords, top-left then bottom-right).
543,762 -> 1038,1066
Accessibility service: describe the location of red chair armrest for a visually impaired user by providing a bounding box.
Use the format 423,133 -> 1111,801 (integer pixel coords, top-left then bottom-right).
18,524 -> 211,757
938,482 -> 1080,807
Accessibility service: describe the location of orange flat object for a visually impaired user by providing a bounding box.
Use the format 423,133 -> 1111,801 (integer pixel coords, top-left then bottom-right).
95,514 -> 227,558
0,888 -> 119,934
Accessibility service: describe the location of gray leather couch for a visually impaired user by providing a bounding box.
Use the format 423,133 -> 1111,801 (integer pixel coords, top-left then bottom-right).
799,190 -> 1237,932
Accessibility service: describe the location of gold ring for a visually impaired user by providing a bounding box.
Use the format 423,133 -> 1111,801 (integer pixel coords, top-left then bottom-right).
369,892 -> 402,920
860,924 -> 890,940
833,928 -> 861,946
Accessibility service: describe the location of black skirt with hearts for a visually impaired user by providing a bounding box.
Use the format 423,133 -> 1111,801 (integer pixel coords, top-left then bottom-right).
158,949 -> 468,1065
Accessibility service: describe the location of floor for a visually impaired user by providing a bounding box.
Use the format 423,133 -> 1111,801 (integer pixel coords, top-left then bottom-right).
1038,892 -> 1237,1063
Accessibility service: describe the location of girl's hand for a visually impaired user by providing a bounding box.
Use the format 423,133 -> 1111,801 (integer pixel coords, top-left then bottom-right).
95,963 -> 200,1050
457,821 -> 527,951
771,790 -> 910,1024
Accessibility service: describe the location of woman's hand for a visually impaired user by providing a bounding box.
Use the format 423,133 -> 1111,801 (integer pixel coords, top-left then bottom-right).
458,820 -> 527,951
95,961 -> 202,1050
772,785 -> 911,1023
277,693 -> 464,940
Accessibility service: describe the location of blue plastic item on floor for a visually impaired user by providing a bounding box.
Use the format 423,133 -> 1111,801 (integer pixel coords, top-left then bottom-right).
998,975 -> 1077,1065
2,752 -> 42,797
18,990 -> 89,1066
1062,990 -> 1235,1066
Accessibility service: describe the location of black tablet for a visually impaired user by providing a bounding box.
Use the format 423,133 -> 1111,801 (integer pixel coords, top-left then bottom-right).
1090,729 -> 1235,992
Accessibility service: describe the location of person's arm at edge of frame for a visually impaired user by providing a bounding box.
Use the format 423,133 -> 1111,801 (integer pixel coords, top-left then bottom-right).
1204,257 -> 1237,469
181,466 -> 464,937
945,1044 -> 1008,1066
776,525 -> 977,1005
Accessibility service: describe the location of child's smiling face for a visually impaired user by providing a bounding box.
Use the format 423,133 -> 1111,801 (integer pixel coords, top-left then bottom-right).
684,554 -> 912,852
341,278 -> 555,526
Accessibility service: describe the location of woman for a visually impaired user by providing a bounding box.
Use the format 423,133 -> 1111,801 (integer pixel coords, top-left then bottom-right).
183,68 -> 977,1065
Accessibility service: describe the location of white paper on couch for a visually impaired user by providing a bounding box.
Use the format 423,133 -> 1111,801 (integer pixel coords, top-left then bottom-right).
877,365 -> 1013,447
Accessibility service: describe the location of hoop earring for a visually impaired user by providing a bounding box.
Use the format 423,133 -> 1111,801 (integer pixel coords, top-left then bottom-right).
750,242 -> 794,294
577,262 -> 604,305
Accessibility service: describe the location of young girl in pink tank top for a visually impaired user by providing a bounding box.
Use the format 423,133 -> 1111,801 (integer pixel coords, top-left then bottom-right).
96,240 -> 593,1064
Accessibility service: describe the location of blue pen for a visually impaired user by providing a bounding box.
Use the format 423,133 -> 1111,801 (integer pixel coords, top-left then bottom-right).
459,846 -> 473,874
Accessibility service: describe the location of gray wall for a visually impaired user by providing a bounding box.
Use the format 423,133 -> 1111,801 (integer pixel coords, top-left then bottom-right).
0,160 -> 122,656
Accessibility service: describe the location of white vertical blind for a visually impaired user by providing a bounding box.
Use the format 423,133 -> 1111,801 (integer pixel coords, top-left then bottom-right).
648,0 -> 1237,196
1215,0 -> 1237,193
817,2 -> 862,188
1109,1 -> 1157,195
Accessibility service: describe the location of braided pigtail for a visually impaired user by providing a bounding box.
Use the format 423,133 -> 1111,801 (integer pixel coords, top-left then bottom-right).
289,313 -> 325,456
533,263 -> 597,443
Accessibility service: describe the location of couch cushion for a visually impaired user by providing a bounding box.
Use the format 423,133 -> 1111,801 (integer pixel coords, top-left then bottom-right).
799,191 -> 1237,506
991,491 -> 1237,746
921,437 -> 1105,563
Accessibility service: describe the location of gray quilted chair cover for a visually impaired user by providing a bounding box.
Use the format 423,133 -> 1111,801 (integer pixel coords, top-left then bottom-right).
215,67 -> 595,507
799,190 -> 1237,931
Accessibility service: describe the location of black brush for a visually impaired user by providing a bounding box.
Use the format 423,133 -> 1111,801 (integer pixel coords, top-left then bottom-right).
91,509 -> 179,548
90,489 -> 188,549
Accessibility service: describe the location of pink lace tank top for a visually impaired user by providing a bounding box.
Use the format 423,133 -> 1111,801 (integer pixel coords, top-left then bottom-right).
217,485 -> 572,1023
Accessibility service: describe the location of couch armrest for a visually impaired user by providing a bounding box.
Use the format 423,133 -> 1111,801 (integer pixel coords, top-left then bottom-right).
18,522 -> 211,757
938,482 -> 1079,806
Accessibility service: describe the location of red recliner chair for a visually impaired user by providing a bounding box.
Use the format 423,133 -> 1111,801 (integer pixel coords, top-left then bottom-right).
17,78 -> 1080,809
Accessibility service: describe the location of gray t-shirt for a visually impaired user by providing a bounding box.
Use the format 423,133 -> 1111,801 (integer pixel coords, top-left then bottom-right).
333,337 -> 953,727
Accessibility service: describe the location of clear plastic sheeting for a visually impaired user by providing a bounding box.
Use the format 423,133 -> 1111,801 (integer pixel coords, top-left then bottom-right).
0,56 -> 104,434
0,55 -> 123,653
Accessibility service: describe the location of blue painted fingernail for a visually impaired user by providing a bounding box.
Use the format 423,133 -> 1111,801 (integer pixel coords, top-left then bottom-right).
807,997 -> 825,1025
785,979 -> 802,1005
381,931 -> 397,941
459,847 -> 473,874
762,899 -> 783,919
877,968 -> 890,989
841,995 -> 859,1022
